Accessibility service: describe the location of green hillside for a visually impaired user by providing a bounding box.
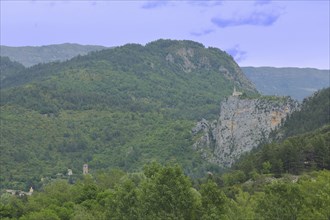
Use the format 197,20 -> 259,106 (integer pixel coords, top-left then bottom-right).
233,87 -> 330,178
0,39 -> 257,190
234,125 -> 330,177
0,57 -> 25,82
242,66 -> 329,101
0,43 -> 106,67
274,87 -> 330,139
1,40 -> 256,119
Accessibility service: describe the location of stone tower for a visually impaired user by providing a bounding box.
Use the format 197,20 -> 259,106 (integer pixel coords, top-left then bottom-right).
232,86 -> 242,96
83,164 -> 88,175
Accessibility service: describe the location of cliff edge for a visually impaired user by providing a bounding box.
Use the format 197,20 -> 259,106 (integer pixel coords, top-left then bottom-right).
193,95 -> 299,167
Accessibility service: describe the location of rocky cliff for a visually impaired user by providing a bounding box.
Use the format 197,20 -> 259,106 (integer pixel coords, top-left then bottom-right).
193,95 -> 299,167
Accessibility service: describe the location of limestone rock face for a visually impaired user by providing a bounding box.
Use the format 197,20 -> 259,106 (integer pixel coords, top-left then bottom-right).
193,96 -> 299,167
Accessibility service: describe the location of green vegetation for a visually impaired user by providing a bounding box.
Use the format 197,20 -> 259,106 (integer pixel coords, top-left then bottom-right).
0,43 -> 106,67
0,105 -> 206,190
1,40 -> 329,219
0,57 -> 25,82
242,66 -> 329,101
234,125 -> 330,178
233,87 -> 330,179
1,39 -> 257,190
274,87 -> 329,139
1,163 -> 329,219
1,40 -> 256,119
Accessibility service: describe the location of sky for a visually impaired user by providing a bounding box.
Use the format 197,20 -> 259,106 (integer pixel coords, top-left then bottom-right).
1,0 -> 329,69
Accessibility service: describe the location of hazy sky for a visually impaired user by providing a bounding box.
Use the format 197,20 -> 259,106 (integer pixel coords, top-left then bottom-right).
1,0 -> 329,69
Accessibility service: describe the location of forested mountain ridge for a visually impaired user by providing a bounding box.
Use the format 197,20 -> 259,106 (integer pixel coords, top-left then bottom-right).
1,39 -> 257,119
242,66 -> 329,101
0,43 -> 107,67
0,39 -> 258,190
3,43 -> 328,101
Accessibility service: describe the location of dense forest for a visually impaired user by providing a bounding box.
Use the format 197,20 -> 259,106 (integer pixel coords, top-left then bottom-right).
0,40 -> 329,219
1,163 -> 329,219
2,88 -> 328,219
275,87 -> 330,139
0,40 -> 257,191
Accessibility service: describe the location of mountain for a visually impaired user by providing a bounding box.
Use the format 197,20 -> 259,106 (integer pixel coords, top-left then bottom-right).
1,40 -> 256,119
242,66 -> 329,101
3,43 -> 327,102
0,39 -> 258,190
0,43 -> 107,67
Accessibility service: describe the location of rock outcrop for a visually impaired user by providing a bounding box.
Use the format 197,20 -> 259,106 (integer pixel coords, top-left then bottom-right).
193,96 -> 299,167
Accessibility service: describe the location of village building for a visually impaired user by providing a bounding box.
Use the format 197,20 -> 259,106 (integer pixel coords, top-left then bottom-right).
83,164 -> 88,175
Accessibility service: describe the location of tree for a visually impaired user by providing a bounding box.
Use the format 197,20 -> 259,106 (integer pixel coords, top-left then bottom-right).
140,162 -> 197,219
256,182 -> 303,220
199,180 -> 227,219
20,209 -> 60,220
298,171 -> 330,219
105,179 -> 140,220
261,161 -> 272,174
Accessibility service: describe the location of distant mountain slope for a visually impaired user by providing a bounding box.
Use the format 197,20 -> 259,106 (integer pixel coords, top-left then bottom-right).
242,67 -> 329,101
0,43 -> 107,67
0,39 -> 258,190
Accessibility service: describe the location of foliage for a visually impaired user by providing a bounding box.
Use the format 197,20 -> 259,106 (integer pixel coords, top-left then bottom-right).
0,105 -> 208,190
234,125 -> 330,178
233,87 -> 330,179
1,40 -> 256,119
1,40 -> 329,219
276,87 -> 330,139
0,39 -> 258,190
0,163 -> 329,220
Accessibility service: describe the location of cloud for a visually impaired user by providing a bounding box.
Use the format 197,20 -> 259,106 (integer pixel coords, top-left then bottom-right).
212,10 -> 281,28
226,45 -> 247,62
142,0 -> 222,9
188,0 -> 223,7
254,0 -> 272,6
142,1 -> 170,9
190,28 -> 215,36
